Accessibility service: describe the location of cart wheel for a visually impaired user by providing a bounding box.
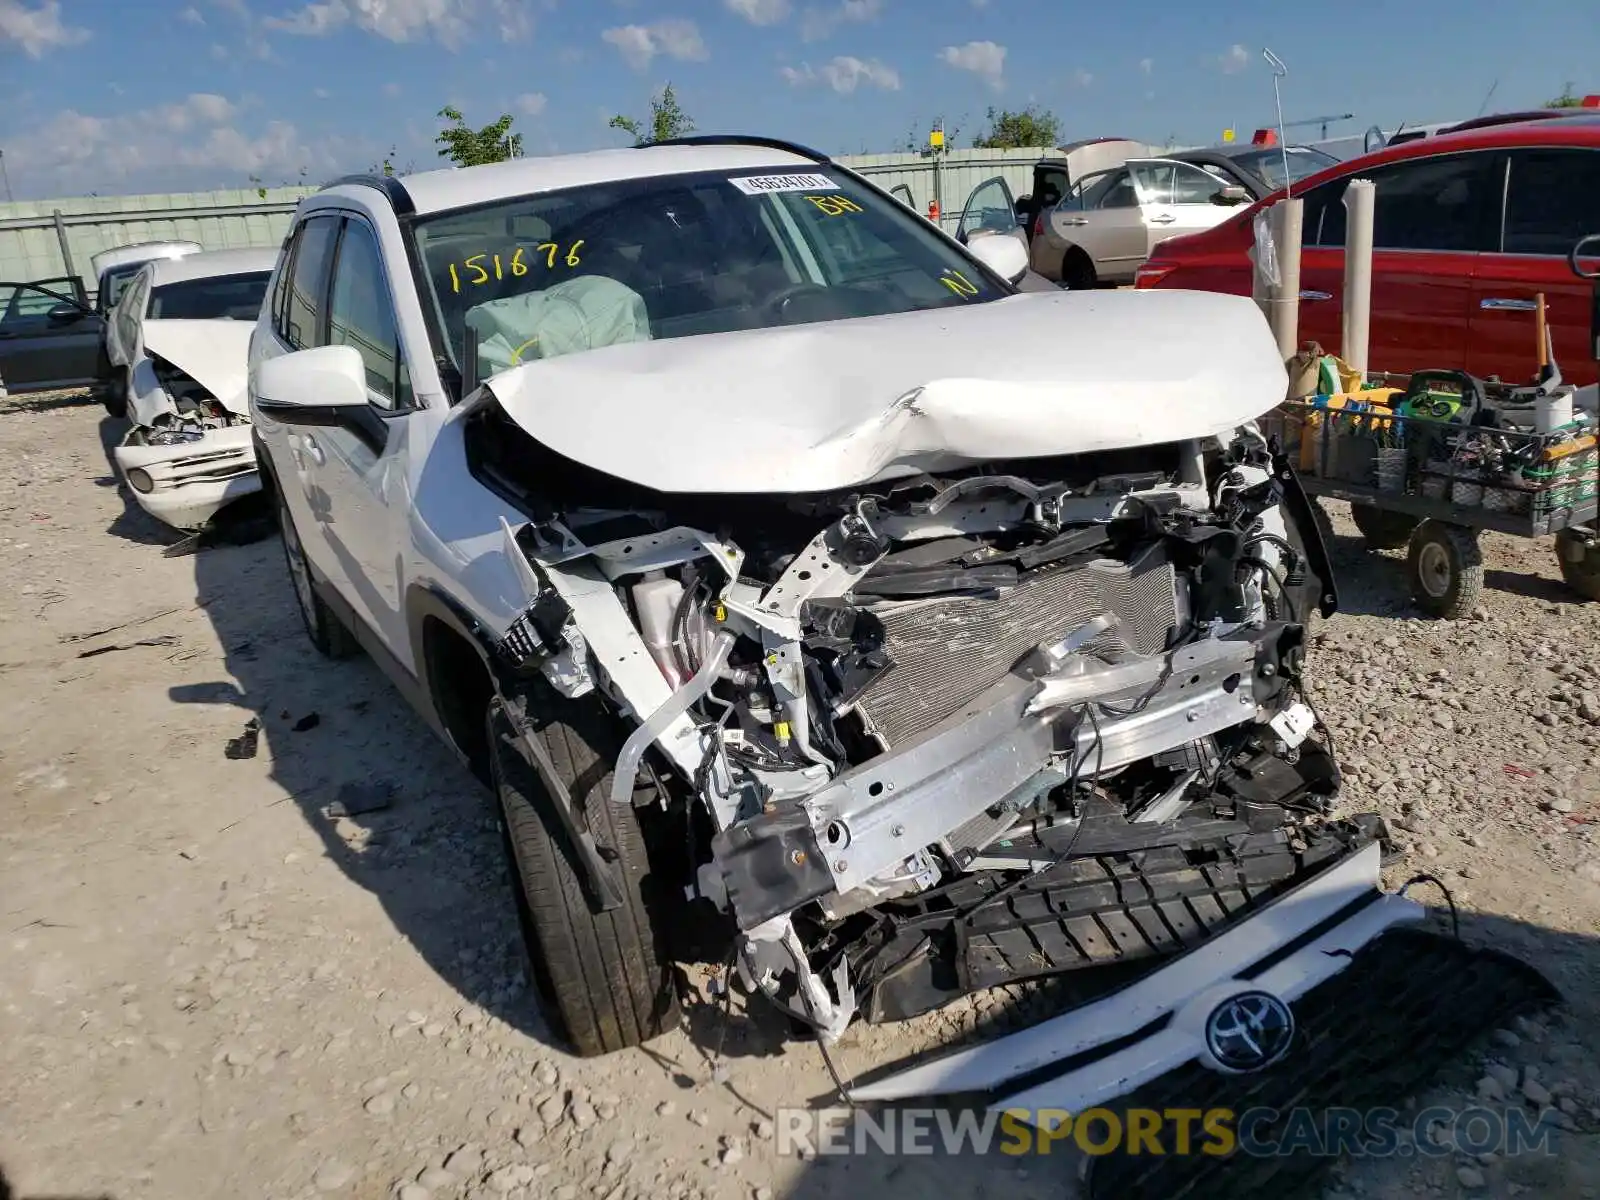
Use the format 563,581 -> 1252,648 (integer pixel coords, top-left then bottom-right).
1350,504 -> 1420,551
1407,520 -> 1483,619
1555,527 -> 1600,602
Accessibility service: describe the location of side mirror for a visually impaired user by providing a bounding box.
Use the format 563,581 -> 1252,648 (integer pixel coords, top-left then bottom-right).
1213,185 -> 1250,205
965,231 -> 1030,284
254,345 -> 368,418
46,302 -> 87,324
1014,194 -> 1033,215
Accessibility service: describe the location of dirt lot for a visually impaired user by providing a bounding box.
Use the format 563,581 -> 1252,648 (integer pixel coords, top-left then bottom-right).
3,394 -> 1600,1200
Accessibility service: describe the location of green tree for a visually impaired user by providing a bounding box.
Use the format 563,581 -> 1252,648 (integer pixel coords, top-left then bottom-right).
1545,83 -> 1585,109
610,83 -> 695,147
435,105 -> 522,167
972,105 -> 1061,149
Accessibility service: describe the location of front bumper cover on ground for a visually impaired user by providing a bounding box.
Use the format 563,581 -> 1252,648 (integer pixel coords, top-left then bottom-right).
850,841 -> 1420,1111
1085,926 -> 1561,1200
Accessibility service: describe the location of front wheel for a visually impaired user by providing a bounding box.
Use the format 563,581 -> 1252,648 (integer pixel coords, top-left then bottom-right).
101,366 -> 129,419
492,687 -> 680,1056
1407,520 -> 1483,619
273,484 -> 358,658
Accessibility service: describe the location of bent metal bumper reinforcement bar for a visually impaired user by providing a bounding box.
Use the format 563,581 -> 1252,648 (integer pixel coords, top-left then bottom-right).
847,841 -> 1422,1113
807,633 -> 1262,897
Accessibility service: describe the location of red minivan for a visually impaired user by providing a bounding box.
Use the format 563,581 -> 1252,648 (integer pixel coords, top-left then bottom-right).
1136,115 -> 1600,386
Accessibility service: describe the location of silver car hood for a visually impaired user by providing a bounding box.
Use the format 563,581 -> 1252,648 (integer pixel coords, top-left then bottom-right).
141,320 -> 255,416
483,288 -> 1287,494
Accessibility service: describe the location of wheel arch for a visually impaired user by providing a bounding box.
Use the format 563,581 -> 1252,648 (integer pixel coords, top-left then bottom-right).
406,582 -> 505,785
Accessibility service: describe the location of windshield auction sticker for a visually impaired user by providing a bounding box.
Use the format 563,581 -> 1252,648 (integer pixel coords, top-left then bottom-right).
729,173 -> 840,195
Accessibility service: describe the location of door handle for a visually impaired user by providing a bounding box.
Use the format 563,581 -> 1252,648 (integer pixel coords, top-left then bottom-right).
1300,290 -> 1333,301
1147,213 -> 1177,225
1480,297 -> 1538,311
1061,217 -> 1088,226
302,434 -> 326,466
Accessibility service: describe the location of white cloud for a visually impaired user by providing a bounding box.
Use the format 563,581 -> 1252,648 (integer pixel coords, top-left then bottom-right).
798,0 -> 879,42
939,39 -> 1004,88
782,54 -> 897,93
1139,56 -> 1152,76
725,0 -> 788,24
0,0 -> 89,58
186,92 -> 237,122
1218,43 -> 1248,73
601,17 -> 706,70
4,95 -> 360,198
970,0 -> 989,6
264,0 -> 536,46
180,5 -> 205,23
382,81 -> 402,97
1071,67 -> 1092,88
313,86 -> 332,99
264,0 -> 345,34
515,91 -> 547,115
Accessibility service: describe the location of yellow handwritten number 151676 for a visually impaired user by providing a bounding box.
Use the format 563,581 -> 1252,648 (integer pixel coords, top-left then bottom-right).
448,241 -> 585,293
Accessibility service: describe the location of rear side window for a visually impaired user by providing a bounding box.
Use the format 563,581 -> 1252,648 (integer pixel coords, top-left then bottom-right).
280,215 -> 341,349
1503,148 -> 1600,256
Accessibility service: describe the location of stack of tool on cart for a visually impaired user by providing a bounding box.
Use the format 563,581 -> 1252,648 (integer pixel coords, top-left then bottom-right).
1263,291 -> 1600,617
1282,360 -> 1596,522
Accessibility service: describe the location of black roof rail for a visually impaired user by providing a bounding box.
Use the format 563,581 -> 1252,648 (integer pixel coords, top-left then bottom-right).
322,173 -> 416,216
644,135 -> 835,164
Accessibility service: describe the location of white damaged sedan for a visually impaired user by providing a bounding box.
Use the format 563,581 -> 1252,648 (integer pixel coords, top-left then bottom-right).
110,247 -> 277,530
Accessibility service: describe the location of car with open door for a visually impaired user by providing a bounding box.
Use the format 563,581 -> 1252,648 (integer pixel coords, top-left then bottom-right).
1136,114 -> 1600,386
0,277 -> 102,395
1030,158 -> 1251,288
91,240 -> 203,411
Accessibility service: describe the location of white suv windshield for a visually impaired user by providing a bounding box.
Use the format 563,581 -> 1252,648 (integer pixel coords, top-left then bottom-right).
409,167 -> 1007,377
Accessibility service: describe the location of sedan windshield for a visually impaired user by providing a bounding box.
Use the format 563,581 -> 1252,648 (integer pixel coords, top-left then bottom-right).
409,167 -> 1006,377
1233,147 -> 1338,189
148,272 -> 271,321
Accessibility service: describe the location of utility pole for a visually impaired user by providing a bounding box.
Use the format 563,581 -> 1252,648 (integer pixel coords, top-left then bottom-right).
0,149 -> 13,204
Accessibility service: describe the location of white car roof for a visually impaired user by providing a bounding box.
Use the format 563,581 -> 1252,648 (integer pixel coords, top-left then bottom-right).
91,240 -> 202,277
335,144 -> 818,217
147,247 -> 280,286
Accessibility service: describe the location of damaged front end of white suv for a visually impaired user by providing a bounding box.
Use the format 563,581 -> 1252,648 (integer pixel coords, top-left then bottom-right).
458,287 -> 1430,1101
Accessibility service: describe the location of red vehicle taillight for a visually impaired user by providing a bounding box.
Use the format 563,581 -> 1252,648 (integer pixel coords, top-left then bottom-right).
1032,213 -> 1044,239
1134,262 -> 1175,289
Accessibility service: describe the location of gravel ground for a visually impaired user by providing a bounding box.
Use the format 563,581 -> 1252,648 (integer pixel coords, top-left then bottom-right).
3,393 -> 1600,1200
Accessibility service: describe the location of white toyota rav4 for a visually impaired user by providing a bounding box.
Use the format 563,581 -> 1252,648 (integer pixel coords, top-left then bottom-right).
248,137 -> 1447,1125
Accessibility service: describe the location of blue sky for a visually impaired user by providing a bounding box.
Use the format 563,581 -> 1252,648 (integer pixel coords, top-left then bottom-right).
0,0 -> 1595,200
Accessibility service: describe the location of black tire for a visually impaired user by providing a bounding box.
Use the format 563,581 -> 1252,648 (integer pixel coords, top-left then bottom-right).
1349,503 -> 1419,551
101,365 -> 128,419
1061,248 -> 1097,290
1406,520 -> 1483,619
1062,246 -> 1100,289
1556,526 -> 1600,601
273,485 -> 359,658
491,688 -> 680,1056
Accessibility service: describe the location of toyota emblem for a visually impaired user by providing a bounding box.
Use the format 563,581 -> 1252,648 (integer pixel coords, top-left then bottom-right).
1204,990 -> 1295,1072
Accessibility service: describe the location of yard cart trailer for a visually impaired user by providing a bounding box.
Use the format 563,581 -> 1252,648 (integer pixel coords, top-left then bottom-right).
1264,234 -> 1600,619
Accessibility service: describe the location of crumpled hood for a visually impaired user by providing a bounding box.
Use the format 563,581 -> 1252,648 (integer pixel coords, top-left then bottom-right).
483,288 -> 1287,494
141,320 -> 255,415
